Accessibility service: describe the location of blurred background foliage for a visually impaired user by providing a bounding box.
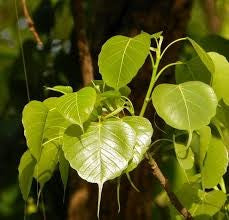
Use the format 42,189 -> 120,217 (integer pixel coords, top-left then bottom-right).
0,0 -> 228,219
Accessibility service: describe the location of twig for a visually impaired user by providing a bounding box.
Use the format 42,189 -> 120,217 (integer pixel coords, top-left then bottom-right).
147,153 -> 193,220
72,0 -> 94,86
20,0 -> 43,47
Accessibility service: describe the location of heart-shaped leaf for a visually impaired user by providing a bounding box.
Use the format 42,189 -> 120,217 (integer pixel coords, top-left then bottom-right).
18,150 -> 36,200
63,121 -> 136,217
56,87 -> 96,128
209,52 -> 229,105
152,81 -> 218,132
122,116 -> 153,173
201,137 -> 228,189
98,32 -> 151,89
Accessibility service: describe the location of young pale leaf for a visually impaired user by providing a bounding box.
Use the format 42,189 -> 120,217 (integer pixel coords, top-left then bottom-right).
22,101 -> 49,160
175,56 -> 211,84
56,87 -> 96,128
152,81 -> 218,132
98,32 -> 151,89
45,85 -> 73,94
174,142 -> 194,170
63,121 -> 135,183
59,149 -> 69,192
187,38 -> 214,73
34,142 -> 59,187
18,150 -> 36,200
122,116 -> 153,173
198,126 -> 211,168
201,137 -> 228,189
209,52 -> 229,105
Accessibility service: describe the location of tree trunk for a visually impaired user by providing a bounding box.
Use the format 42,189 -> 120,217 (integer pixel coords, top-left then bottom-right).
68,1 -> 193,219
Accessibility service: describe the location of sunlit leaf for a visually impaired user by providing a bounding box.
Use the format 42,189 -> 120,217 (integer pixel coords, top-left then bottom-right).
152,81 -> 218,132
18,150 -> 36,200
63,121 -> 135,217
98,32 -> 151,89
56,87 -> 96,128
201,137 -> 228,189
209,52 -> 229,105
122,116 -> 153,172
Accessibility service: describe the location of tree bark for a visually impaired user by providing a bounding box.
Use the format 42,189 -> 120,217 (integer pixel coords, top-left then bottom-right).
68,1 -> 193,219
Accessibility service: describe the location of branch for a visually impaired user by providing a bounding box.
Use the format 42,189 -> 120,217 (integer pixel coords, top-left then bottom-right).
147,154 -> 193,220
20,0 -> 43,47
72,0 -> 94,86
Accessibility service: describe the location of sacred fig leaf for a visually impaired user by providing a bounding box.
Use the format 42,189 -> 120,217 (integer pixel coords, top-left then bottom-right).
18,150 -> 36,200
34,142 -> 59,187
63,121 -> 135,183
187,38 -> 214,73
122,116 -> 153,173
175,56 -> 211,84
201,137 -> 228,189
98,32 -> 151,89
22,101 -> 49,160
208,52 -> 229,105
56,87 -> 96,128
63,121 -> 135,217
152,81 -> 218,132
174,142 -> 194,170
59,149 -> 69,193
45,85 -> 73,94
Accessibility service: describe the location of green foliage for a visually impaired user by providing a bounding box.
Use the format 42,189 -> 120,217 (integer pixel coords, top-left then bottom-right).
19,31 -> 229,219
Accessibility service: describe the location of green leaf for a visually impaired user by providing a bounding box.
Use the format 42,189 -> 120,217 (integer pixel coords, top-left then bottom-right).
63,121 -> 135,218
175,56 -> 211,84
151,31 -> 163,39
122,116 -> 153,172
209,52 -> 229,105
22,101 -> 49,160
18,150 -> 36,200
152,81 -> 218,132
187,38 -> 214,73
34,143 -> 59,187
56,87 -> 96,128
193,190 -> 227,217
63,121 -> 135,183
174,142 -> 194,170
201,137 -> 228,189
59,149 -> 69,192
198,126 -> 211,168
98,32 -> 151,89
45,85 -> 73,94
